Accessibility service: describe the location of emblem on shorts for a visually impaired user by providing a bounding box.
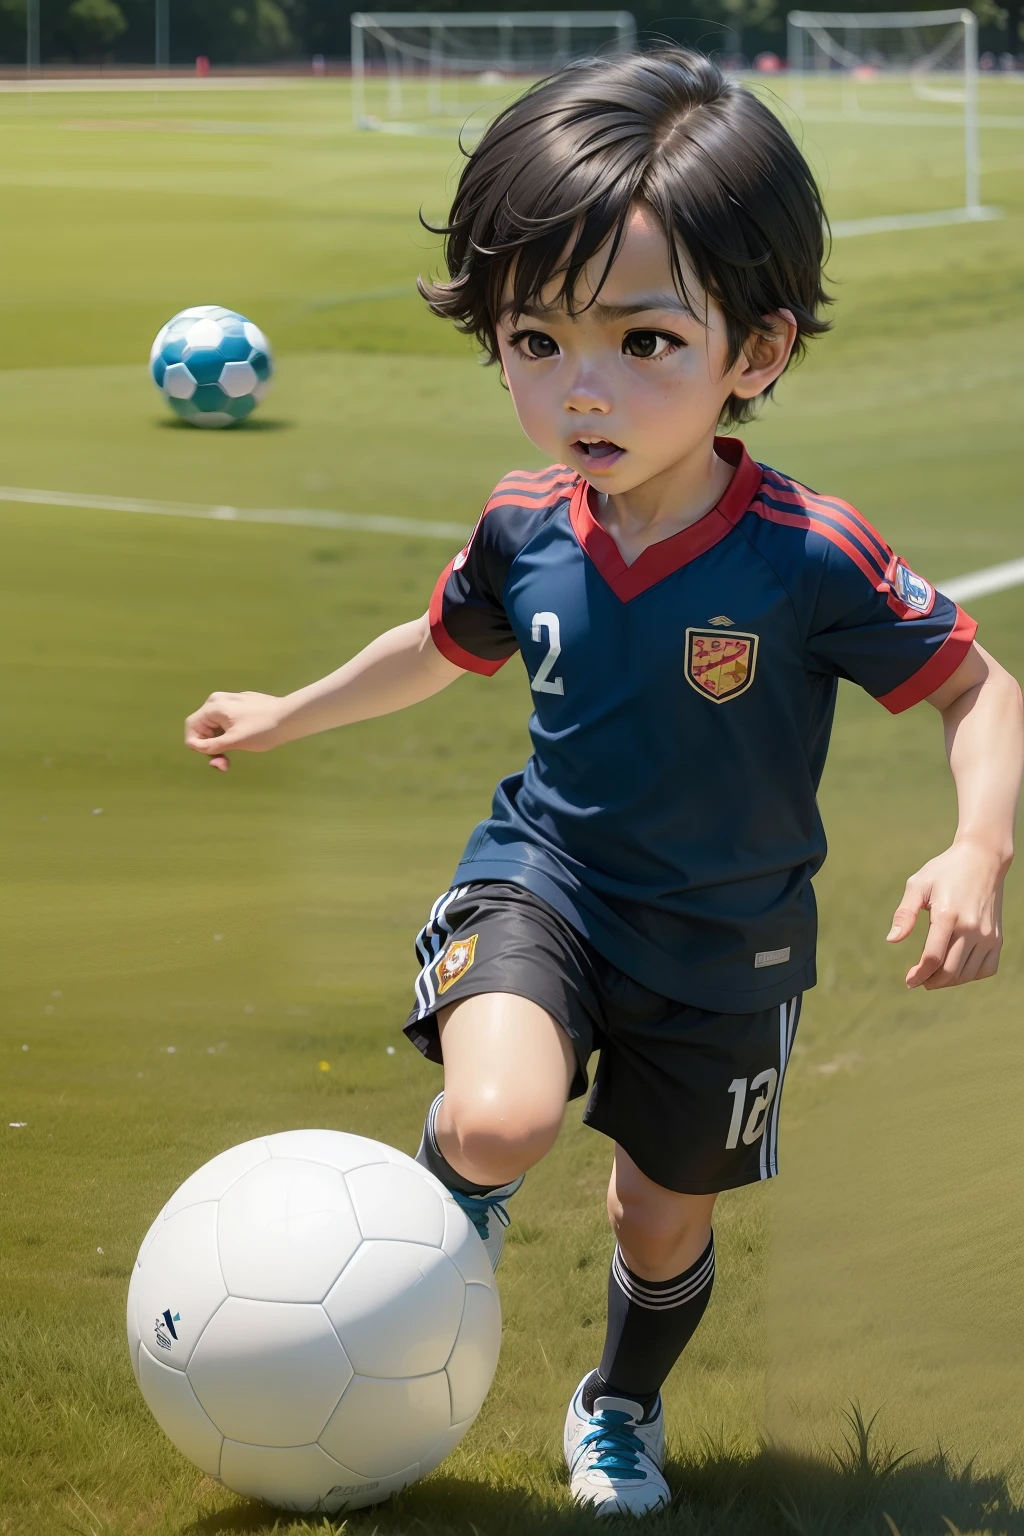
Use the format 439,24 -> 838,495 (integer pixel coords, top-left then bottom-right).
887,555 -> 935,616
685,628 -> 758,702
435,933 -> 478,995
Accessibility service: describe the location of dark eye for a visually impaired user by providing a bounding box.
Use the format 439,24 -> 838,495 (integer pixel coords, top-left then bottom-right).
623,330 -> 680,359
524,332 -> 558,359
510,330 -> 558,360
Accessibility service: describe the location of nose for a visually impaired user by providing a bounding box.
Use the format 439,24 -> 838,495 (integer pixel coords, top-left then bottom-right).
564,360 -> 612,417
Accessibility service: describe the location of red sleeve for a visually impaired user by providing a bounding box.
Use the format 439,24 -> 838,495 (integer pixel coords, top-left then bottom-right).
803,535 -> 978,712
429,556 -> 511,676
876,606 -> 977,713
427,466 -> 578,675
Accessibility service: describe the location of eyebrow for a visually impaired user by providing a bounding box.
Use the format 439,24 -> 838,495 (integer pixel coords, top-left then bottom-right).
501,293 -> 694,323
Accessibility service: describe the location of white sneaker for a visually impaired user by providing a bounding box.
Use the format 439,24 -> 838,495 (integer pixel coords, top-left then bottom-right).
564,1373 -> 671,1518
450,1177 -> 524,1271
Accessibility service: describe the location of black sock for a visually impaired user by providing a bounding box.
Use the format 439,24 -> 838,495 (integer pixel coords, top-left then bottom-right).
583,1233 -> 716,1417
414,1091 -> 495,1197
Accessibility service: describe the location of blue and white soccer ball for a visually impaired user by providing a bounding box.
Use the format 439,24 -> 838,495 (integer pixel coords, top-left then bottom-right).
149,305 -> 273,428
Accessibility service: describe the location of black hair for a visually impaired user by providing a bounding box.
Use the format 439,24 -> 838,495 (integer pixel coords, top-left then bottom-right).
418,48 -> 830,426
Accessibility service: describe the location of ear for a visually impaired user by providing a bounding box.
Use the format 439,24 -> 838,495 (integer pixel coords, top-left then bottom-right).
728,309 -> 799,401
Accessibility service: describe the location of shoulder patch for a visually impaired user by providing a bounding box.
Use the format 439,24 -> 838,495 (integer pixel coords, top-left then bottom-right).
886,555 -> 936,617
452,531 -> 475,571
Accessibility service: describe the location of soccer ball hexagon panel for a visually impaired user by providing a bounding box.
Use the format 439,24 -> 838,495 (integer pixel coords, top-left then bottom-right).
128,1132 -> 502,1516
149,306 -> 273,428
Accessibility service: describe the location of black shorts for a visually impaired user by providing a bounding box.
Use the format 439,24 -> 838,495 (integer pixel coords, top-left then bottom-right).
403,881 -> 801,1195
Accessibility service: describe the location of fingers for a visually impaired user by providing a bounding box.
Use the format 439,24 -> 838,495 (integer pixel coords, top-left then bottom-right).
184,690 -> 280,760
908,921 -> 1001,989
977,947 -> 1001,981
185,702 -> 229,751
185,692 -> 239,754
956,940 -> 995,985
919,934 -> 1001,989
190,727 -> 243,755
904,907 -> 958,988
887,878 -> 926,943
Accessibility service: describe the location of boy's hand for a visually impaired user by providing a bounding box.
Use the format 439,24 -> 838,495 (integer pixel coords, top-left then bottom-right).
184,690 -> 286,772
887,841 -> 1005,989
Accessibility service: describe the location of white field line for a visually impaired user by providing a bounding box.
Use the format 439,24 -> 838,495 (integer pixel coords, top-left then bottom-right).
942,557 -> 1024,605
1,482 -> 1021,604
831,205 -> 1003,238
796,107 -> 1024,131
0,485 -> 468,542
0,76 -> 320,93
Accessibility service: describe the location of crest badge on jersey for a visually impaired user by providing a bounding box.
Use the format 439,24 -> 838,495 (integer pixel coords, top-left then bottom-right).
887,555 -> 935,616
435,933 -> 479,994
685,628 -> 759,703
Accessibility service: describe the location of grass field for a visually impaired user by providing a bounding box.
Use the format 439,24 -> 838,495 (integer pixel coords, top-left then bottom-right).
2,75 -> 1024,1536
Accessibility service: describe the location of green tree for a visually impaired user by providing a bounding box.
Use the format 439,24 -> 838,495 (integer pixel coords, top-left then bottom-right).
65,0 -> 127,50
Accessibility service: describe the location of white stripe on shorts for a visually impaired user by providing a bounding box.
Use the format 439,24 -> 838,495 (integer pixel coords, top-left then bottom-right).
762,995 -> 799,1179
412,886 -> 468,1019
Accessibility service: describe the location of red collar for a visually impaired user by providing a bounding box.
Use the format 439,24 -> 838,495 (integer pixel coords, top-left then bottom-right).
568,436 -> 763,602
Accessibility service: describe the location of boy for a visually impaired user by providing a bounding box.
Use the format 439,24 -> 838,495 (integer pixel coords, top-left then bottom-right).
185,49 -> 1023,1518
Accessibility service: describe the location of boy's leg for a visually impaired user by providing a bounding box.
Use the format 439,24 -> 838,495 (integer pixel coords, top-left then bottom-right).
564,1153 -> 717,1516
436,992 -> 578,1186
415,991 -> 578,1265
565,992 -> 800,1516
595,1147 -> 717,1404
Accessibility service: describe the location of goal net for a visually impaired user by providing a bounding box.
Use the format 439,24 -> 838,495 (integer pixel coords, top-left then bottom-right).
786,8 -> 997,232
350,11 -> 637,134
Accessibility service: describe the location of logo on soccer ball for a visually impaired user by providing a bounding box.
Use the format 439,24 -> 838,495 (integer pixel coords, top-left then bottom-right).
154,1308 -> 180,1351
888,557 -> 935,615
149,305 -> 273,429
685,628 -> 758,702
435,934 -> 478,994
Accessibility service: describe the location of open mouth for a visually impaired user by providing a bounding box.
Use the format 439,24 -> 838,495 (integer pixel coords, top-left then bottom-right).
571,436 -> 625,470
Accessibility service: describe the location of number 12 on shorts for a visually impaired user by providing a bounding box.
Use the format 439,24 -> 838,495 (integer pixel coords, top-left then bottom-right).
725,1070 -> 779,1149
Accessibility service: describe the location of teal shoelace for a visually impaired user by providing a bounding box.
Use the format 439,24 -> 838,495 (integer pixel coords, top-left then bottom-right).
451,1188 -> 512,1243
579,1409 -> 647,1478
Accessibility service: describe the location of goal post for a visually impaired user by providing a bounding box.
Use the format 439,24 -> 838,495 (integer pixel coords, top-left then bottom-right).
786,8 -> 998,233
350,11 -> 637,132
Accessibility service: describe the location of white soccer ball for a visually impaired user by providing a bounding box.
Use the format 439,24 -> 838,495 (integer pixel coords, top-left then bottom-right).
127,1130 -> 501,1514
149,305 -> 273,428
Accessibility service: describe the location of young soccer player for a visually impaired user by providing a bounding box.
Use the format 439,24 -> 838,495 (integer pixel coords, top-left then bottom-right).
185,49 -> 1023,1517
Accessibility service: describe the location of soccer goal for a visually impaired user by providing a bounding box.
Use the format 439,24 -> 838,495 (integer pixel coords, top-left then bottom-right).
350,11 -> 637,133
786,8 -> 1000,235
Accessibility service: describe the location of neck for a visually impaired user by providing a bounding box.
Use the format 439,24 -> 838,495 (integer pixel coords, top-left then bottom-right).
596,437 -> 735,555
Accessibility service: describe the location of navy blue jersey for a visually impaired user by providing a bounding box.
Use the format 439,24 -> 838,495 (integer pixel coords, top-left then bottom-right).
429,436 -> 976,1011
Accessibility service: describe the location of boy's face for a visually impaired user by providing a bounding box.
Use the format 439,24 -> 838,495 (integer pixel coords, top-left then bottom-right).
495,203 -> 791,491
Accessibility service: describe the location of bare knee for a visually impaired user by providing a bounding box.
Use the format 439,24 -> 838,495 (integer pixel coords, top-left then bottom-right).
607,1154 -> 716,1280
439,1088 -> 562,1185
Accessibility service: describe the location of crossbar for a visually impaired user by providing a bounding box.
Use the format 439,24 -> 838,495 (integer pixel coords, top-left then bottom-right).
352,11 -> 633,26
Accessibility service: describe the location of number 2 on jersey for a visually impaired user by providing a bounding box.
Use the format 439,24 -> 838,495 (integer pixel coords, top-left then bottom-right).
531,611 -> 564,696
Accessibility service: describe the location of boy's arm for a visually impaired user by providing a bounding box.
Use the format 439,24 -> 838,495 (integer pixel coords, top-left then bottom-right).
887,642 -> 1024,988
184,612 -> 463,772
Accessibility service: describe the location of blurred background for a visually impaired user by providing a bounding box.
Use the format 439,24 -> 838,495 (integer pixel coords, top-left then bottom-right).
0,0 -> 1020,73
1,16 -> 1023,1536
